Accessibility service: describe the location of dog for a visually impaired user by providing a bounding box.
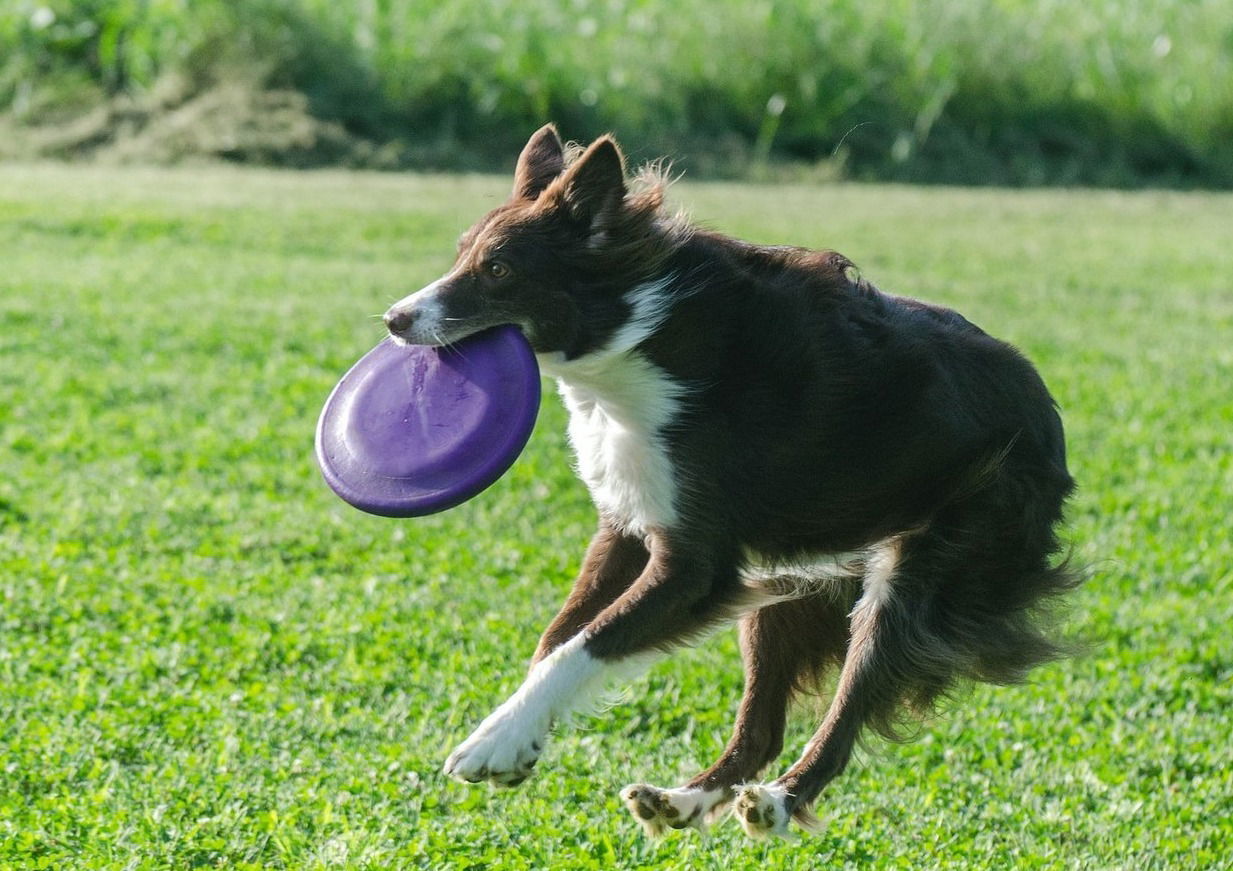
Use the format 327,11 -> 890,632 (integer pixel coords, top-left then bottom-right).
382,125 -> 1077,838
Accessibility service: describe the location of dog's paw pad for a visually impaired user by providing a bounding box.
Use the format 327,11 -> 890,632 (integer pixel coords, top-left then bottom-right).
620,784 -> 726,837
733,783 -> 793,839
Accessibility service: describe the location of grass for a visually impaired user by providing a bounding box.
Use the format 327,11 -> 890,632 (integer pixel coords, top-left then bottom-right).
0,163 -> 1231,869
3,0 -> 1232,184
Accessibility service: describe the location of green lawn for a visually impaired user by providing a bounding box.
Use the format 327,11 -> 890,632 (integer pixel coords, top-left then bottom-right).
0,164 -> 1230,870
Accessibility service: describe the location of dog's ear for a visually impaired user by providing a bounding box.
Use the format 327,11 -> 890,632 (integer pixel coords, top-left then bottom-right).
513,124 -> 566,201
554,135 -> 626,234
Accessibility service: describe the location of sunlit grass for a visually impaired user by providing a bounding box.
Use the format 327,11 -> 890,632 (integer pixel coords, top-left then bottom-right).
0,164 -> 1230,868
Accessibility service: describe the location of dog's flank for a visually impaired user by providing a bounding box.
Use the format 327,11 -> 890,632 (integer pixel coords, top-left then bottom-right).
384,124 -> 1078,837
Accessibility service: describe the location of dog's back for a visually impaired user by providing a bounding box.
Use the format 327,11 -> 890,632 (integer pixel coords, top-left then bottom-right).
636,231 -> 1071,558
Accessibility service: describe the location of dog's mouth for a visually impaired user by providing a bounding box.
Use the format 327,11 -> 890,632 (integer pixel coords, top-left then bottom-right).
382,274 -> 543,350
385,322 -> 441,347
386,330 -> 428,347
385,324 -> 465,349
385,311 -> 531,350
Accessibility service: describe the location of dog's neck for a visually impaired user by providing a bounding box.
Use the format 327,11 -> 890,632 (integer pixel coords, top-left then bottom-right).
535,273 -> 679,387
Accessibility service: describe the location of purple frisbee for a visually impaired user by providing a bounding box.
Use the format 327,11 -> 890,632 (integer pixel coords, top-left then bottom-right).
315,325 -> 540,517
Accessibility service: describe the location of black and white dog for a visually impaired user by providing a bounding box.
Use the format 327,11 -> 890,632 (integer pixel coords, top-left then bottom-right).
383,126 -> 1077,838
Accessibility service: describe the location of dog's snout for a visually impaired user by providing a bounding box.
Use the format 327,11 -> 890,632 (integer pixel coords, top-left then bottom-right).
383,279 -> 451,344
384,308 -> 415,335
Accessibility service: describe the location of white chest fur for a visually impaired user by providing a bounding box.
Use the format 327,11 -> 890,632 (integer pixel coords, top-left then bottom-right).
542,349 -> 684,533
536,277 -> 688,534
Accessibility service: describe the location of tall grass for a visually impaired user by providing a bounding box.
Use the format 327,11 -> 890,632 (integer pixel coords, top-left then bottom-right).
2,0 -> 1231,185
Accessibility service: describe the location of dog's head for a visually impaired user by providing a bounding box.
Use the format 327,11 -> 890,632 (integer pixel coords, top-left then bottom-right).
384,125 -> 683,359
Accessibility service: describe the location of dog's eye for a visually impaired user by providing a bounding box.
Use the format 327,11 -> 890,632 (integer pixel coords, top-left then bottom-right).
486,260 -> 512,280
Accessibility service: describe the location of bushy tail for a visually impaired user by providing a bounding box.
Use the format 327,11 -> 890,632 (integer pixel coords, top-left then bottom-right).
867,473 -> 1081,735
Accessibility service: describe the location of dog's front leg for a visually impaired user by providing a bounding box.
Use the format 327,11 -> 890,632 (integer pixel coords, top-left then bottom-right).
531,523 -> 649,663
444,528 -> 738,787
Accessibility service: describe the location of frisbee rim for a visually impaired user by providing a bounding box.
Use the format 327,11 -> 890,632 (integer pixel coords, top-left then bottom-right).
314,326 -> 540,518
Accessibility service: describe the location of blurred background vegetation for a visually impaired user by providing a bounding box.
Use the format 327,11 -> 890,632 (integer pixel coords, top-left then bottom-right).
1,0 -> 1230,186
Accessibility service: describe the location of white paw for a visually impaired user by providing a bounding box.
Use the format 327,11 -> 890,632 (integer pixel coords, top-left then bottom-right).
443,707 -> 547,787
621,784 -> 729,837
732,783 -> 794,838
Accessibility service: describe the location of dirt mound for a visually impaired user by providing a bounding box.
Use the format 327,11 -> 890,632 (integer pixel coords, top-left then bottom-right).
4,77 -> 402,168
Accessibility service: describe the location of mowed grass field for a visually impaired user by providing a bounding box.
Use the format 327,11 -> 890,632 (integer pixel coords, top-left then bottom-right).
1,163 -> 1230,870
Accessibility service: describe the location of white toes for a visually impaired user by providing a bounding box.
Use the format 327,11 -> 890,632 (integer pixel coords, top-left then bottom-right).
732,783 -> 794,839
621,784 -> 729,837
621,781 -> 820,839
443,709 -> 546,787
446,633 -> 625,788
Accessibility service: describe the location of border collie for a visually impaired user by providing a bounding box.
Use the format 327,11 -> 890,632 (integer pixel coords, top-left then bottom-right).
383,125 -> 1077,838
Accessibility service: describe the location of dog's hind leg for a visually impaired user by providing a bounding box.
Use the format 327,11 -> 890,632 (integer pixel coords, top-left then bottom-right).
733,539 -> 915,837
623,585 -> 855,836
734,504 -> 1076,838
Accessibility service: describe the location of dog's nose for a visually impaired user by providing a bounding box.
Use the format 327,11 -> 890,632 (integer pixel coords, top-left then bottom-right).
384,309 -> 415,334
